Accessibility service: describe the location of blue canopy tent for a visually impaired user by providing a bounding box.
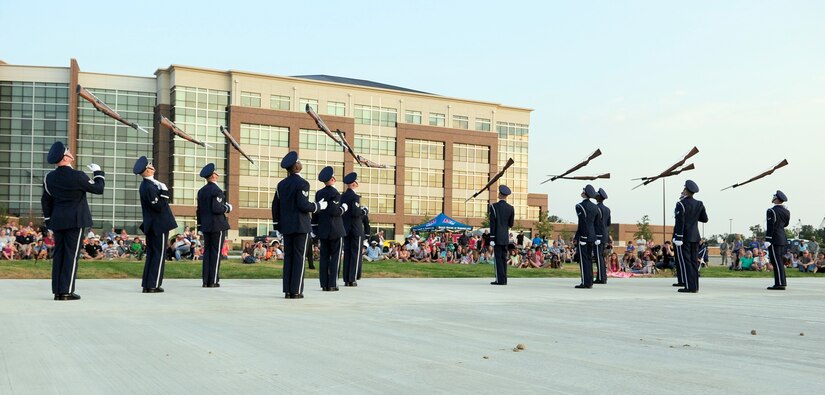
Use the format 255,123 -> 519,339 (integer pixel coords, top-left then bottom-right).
411,213 -> 473,232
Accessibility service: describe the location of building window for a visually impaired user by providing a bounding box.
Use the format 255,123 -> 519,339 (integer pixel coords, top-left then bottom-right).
454,143 -> 489,164
327,101 -> 346,116
404,196 -> 443,216
358,167 -> 396,185
404,139 -> 444,160
451,199 -> 488,218
404,167 -> 444,188
354,135 -> 396,156
475,118 -> 491,132
428,113 -> 445,127
452,115 -> 469,129
405,110 -> 422,124
300,128 -> 343,151
361,194 -> 396,215
270,95 -> 290,111
354,105 -> 397,127
239,218 -> 275,238
240,91 -> 261,108
300,98 -> 318,112
496,121 -> 529,138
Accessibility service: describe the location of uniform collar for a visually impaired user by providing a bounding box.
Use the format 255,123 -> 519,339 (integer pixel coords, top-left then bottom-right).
144,176 -> 155,181
59,164 -> 74,169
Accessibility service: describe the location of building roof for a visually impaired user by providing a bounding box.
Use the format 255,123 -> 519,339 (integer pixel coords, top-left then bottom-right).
291,74 -> 433,95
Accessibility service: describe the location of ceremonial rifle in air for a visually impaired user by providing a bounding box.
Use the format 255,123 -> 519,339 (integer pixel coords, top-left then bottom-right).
720,159 -> 788,191
159,116 -> 210,148
541,149 -> 608,184
631,146 -> 699,190
77,85 -> 149,134
465,158 -> 515,202
219,126 -> 257,167
305,104 -> 388,168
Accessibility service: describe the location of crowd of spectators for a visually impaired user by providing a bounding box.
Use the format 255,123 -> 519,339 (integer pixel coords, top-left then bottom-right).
718,235 -> 824,273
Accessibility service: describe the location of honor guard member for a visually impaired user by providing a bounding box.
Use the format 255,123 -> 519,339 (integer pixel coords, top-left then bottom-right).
134,156 -> 177,293
574,185 -> 601,288
672,180 -> 709,293
313,166 -> 347,291
272,151 -> 326,299
594,188 -> 611,285
197,163 -> 232,288
765,190 -> 790,290
41,141 -> 105,300
489,185 -> 515,285
340,172 -> 368,287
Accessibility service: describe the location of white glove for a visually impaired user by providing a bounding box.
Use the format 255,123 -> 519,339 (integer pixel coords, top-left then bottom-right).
579,241 -> 587,246
363,240 -> 369,247
225,203 -> 233,212
318,199 -> 328,210
490,241 -> 495,247
362,206 -> 369,214
595,240 -> 602,246
341,203 -> 348,211
157,181 -> 168,191
764,241 -> 771,248
673,238 -> 683,246
87,163 -> 101,172
310,232 -> 316,238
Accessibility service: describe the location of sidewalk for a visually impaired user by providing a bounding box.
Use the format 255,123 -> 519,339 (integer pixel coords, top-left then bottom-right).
1,278 -> 823,394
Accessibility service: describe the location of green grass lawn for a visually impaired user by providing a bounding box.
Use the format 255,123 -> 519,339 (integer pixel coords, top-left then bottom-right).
1,258 -> 822,280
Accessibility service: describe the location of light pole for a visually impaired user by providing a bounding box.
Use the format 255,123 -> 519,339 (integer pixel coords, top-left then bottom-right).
728,219 -> 732,237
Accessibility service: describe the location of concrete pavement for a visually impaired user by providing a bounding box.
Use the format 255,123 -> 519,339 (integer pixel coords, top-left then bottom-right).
1,277 -> 823,394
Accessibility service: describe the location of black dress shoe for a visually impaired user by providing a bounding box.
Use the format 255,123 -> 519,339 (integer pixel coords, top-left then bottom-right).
672,283 -> 686,287
142,288 -> 150,293
285,293 -> 292,299
203,284 -> 208,288
56,293 -> 81,300
156,287 -> 164,293
293,294 -> 304,299
574,284 -> 592,289
594,280 -> 607,284
332,287 -> 339,291
677,288 -> 697,293
767,285 -> 786,290
212,283 -> 220,288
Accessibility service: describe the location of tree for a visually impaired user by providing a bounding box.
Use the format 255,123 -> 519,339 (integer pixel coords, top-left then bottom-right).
634,215 -> 653,242
547,215 -> 566,223
0,203 -> 7,227
799,224 -> 817,240
534,210 -> 555,238
749,224 -> 765,238
480,216 -> 489,228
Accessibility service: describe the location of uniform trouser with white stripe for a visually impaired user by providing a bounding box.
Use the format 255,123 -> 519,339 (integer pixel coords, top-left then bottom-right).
594,242 -> 607,283
676,242 -> 699,291
319,238 -> 342,289
202,231 -> 223,286
142,230 -> 167,289
578,243 -> 594,286
283,233 -> 309,295
493,244 -> 508,284
51,228 -> 83,294
768,245 -> 787,287
343,235 -> 362,284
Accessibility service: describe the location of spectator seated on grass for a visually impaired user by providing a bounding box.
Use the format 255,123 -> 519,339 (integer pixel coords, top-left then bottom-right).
397,246 -> 410,262
82,238 -> 104,260
814,252 -> 825,274
103,240 -> 119,260
33,239 -> 49,261
740,250 -> 756,271
411,246 -> 428,263
241,242 -> 257,264
129,237 -> 145,260
753,249 -> 769,271
507,244 -> 520,267
364,241 -> 386,262
253,242 -> 267,263
607,252 -> 621,273
270,241 -> 284,261
173,234 -> 193,261
798,251 -> 815,273
518,249 -> 541,268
